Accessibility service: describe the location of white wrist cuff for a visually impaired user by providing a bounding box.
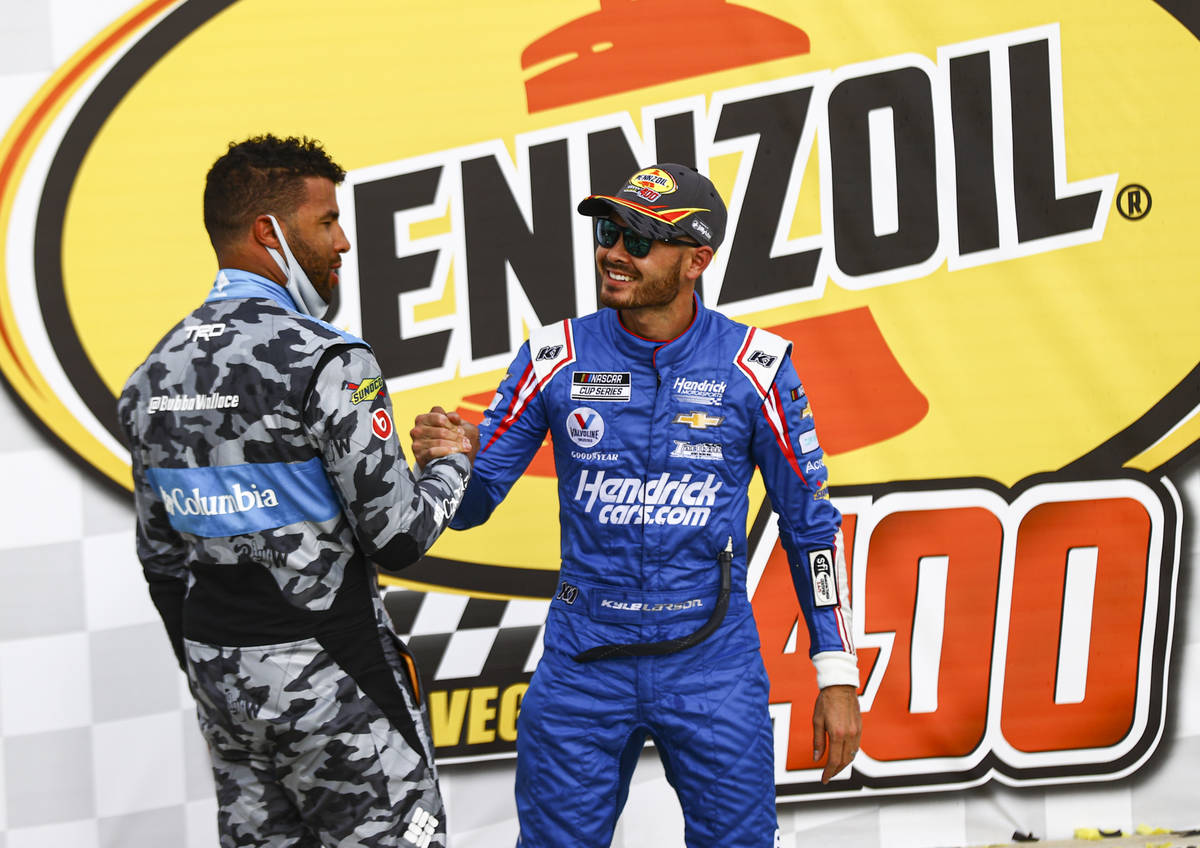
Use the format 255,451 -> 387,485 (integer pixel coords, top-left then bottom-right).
813,651 -> 859,689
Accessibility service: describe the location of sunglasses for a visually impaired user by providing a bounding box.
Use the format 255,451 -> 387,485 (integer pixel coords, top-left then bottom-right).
594,218 -> 698,258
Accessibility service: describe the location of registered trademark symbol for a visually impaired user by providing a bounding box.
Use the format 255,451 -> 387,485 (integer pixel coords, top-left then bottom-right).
1116,183 -> 1152,220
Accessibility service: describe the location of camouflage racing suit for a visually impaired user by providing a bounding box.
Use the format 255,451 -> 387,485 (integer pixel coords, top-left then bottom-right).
119,270 -> 468,848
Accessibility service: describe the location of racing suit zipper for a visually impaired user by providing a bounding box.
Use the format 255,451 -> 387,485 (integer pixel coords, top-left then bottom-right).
648,349 -> 664,588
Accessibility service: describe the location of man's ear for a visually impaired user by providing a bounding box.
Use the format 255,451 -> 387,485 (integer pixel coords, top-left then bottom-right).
684,245 -> 715,281
252,214 -> 282,250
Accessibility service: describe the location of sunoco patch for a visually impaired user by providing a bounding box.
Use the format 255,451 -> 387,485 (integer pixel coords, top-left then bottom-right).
346,376 -> 385,405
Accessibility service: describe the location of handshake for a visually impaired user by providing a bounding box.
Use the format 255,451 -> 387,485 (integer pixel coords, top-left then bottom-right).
409,406 -> 480,469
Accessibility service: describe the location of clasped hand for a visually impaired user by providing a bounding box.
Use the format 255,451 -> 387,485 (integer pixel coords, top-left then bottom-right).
410,406 -> 479,469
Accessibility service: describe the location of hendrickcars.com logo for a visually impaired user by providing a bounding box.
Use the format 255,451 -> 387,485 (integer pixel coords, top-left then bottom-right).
0,0 -> 1196,797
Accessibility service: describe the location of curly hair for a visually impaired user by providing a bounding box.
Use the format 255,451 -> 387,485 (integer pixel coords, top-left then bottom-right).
203,134 -> 346,249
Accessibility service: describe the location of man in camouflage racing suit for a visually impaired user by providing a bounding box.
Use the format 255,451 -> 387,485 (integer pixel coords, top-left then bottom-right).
119,135 -> 472,848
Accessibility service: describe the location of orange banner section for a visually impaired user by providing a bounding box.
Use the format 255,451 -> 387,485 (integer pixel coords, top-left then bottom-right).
1002,498 -> 1152,752
522,0 -> 809,112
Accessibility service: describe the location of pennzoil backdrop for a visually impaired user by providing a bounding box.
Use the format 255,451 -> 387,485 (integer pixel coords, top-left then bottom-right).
0,0 -> 1197,845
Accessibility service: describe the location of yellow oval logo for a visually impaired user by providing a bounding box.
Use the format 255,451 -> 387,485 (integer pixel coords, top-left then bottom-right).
1,0 -> 1195,588
627,166 -> 679,195
0,0 -> 1195,777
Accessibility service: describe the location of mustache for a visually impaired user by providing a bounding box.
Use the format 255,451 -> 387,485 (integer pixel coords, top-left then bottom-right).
601,260 -> 638,277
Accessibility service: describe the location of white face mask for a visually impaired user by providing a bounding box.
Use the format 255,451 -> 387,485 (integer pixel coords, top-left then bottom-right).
264,214 -> 326,318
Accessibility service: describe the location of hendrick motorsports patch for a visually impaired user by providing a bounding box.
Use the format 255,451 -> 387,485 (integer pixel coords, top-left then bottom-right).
672,376 -> 726,406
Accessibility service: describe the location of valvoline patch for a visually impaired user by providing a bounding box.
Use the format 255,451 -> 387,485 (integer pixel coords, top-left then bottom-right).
567,406 -> 605,447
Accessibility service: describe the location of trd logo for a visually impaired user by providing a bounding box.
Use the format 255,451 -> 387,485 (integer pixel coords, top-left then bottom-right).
747,350 -> 777,368
185,322 -> 226,341
556,581 -> 579,605
535,345 -> 563,360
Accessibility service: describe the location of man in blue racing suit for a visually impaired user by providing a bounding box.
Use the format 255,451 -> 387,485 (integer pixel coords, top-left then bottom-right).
413,163 -> 861,847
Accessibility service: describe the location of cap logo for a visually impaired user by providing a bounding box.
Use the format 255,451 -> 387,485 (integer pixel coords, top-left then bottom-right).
626,167 -> 677,195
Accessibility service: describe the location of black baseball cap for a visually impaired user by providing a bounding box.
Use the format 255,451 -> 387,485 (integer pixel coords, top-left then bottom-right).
577,163 -> 727,250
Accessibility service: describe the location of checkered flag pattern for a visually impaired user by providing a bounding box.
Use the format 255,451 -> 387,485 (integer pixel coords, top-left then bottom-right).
383,589 -> 548,685
0,449 -> 221,848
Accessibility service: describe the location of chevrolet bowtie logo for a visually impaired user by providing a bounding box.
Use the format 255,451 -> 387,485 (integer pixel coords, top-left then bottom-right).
673,412 -> 723,429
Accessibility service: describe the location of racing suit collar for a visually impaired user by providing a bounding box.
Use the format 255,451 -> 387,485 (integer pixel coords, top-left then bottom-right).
606,293 -> 708,368
206,269 -> 303,312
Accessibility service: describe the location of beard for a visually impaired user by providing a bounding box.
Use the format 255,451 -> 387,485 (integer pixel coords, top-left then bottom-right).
286,228 -> 336,303
598,251 -> 687,310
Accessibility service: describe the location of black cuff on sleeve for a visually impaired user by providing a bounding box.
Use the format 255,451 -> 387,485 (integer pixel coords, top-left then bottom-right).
370,533 -> 422,575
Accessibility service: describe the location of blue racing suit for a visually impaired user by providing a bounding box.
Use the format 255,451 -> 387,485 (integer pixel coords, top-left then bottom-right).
450,296 -> 856,848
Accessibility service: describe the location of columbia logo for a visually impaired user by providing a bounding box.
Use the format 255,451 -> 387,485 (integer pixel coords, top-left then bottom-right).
403,809 -> 438,847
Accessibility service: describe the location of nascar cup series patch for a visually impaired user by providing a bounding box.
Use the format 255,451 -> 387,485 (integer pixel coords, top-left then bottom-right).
570,371 -> 631,402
